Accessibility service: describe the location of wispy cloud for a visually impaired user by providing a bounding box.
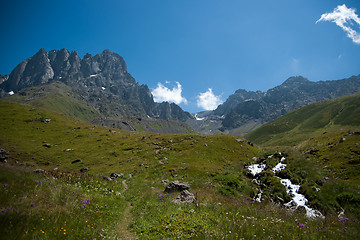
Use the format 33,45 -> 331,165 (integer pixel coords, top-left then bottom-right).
196,88 -> 222,111
316,4 -> 360,44
151,81 -> 188,105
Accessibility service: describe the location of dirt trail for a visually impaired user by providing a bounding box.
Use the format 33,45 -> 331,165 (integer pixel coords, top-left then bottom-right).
116,180 -> 137,239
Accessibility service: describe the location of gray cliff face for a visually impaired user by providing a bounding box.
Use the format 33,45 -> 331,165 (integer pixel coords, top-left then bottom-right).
0,48 -> 193,122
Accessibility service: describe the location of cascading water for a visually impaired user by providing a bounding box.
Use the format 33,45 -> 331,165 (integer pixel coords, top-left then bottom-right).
246,153 -> 324,219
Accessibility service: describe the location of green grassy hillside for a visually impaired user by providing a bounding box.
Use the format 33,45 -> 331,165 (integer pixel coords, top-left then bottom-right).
1,100 -> 360,239
245,92 -> 360,146
5,81 -> 100,122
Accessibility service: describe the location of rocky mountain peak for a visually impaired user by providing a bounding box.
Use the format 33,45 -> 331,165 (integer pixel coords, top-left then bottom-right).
0,48 -> 194,123
281,76 -> 310,87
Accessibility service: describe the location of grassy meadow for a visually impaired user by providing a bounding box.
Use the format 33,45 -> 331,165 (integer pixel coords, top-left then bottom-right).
1,99 -> 360,239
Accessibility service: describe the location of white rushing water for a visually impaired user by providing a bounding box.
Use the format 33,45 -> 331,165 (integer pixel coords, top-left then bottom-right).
247,154 -> 324,219
247,164 -> 266,176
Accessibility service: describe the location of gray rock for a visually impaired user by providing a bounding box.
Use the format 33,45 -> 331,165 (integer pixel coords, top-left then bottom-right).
42,143 -> 51,148
33,169 -> 45,174
164,180 -> 190,193
0,148 -> 9,162
161,179 -> 169,185
172,190 -> 196,204
71,159 -> 81,164
110,173 -> 123,179
103,176 -> 112,181
80,167 -> 88,173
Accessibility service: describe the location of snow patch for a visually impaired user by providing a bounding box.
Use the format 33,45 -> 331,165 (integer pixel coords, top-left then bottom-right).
8,91 -> 14,95
101,87 -> 106,90
194,113 -> 205,121
90,74 -> 98,77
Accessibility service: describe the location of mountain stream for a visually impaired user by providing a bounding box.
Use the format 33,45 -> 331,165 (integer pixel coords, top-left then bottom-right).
247,154 -> 324,219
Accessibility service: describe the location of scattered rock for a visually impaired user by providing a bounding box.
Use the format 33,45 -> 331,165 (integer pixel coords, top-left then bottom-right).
304,149 -> 319,155
164,180 -> 190,193
168,139 -> 173,143
80,167 -> 88,173
64,148 -> 74,152
339,137 -> 346,143
246,140 -> 254,146
41,119 -> 51,123
171,190 -> 196,204
236,138 -> 244,143
33,169 -> 45,174
103,176 -> 112,181
42,143 -> 51,148
71,159 -> 81,164
109,129 -> 116,133
110,173 -> 123,179
161,179 -> 169,185
0,148 -> 9,162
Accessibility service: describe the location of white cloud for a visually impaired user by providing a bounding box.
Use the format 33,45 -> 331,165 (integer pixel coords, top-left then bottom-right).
196,88 -> 222,111
151,81 -> 188,105
316,4 -> 360,44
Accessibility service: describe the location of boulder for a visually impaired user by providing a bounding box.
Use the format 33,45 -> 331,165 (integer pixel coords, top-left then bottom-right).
71,159 -> 81,164
33,169 -> 45,174
103,176 -> 112,181
0,148 -> 8,162
110,173 -> 123,179
164,180 -> 190,193
80,167 -> 88,173
171,190 -> 196,204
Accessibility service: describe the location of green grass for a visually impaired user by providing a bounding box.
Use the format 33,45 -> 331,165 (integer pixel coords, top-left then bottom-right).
5,81 -> 100,122
245,92 -> 360,146
0,164 -> 127,239
1,99 -> 360,239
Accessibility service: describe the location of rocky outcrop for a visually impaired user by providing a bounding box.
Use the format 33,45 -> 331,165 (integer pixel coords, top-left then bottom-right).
0,48 -> 194,123
171,190 -> 197,204
164,180 -> 190,193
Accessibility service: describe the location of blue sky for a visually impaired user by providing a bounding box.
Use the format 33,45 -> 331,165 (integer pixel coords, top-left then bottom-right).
1,0 -> 360,113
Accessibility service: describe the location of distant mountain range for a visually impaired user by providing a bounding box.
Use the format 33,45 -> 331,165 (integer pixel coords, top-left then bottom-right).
1,48 -> 359,135
187,75 -> 360,135
245,91 -> 360,146
0,48 -> 194,133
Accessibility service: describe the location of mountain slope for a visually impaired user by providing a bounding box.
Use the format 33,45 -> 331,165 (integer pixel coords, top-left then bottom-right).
189,75 -> 360,136
245,92 -> 360,146
4,81 -> 100,122
1,100 -> 360,239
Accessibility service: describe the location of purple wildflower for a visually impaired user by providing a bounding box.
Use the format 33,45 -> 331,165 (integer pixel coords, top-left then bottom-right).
3,183 -> 8,188
1,209 -> 5,214
30,202 -> 35,207
35,180 -> 39,184
15,209 -> 19,214
72,191 -> 76,194
339,217 -> 349,223
104,205 -> 107,208
343,227 -> 347,233
297,222 -> 305,229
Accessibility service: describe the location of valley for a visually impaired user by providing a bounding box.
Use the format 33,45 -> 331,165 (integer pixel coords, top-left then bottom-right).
1,99 -> 359,239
